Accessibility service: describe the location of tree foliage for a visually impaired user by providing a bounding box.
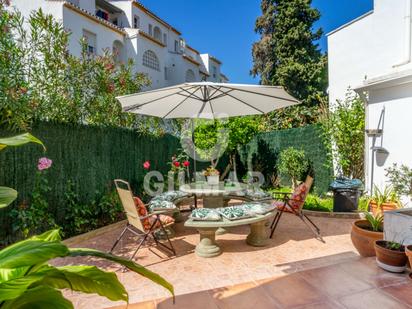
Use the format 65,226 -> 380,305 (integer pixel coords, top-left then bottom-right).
321,90 -> 365,179
0,3 -> 159,133
251,0 -> 327,106
278,147 -> 308,188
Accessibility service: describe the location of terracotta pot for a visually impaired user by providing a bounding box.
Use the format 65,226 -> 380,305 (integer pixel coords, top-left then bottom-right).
350,220 -> 383,257
369,201 -> 398,216
375,240 -> 407,273
406,245 -> 412,269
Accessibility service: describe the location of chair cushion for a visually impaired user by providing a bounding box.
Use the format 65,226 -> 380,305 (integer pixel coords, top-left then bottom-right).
147,214 -> 175,230
147,200 -> 177,212
273,200 -> 293,213
243,189 -> 272,201
240,202 -> 276,215
133,197 -> 151,231
190,208 -> 222,221
218,206 -> 254,220
289,183 -> 308,211
151,190 -> 190,202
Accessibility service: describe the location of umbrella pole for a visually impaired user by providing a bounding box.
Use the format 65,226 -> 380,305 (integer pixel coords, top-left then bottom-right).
191,119 -> 196,182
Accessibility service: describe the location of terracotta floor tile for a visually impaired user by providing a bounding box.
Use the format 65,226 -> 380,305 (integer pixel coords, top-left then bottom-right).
259,273 -> 327,308
338,259 -> 408,288
293,300 -> 345,309
338,288 -> 409,309
382,281 -> 412,307
210,282 -> 279,309
108,300 -> 156,309
156,291 -> 218,309
299,264 -> 373,298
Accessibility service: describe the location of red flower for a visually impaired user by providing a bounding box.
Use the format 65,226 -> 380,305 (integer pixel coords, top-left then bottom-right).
183,161 -> 190,167
143,161 -> 150,170
107,83 -> 115,93
173,161 -> 180,167
105,63 -> 114,71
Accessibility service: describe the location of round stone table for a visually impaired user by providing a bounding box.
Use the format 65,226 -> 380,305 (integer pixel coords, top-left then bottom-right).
180,182 -> 246,234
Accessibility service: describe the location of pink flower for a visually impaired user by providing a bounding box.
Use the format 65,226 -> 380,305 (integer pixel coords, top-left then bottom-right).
183,161 -> 190,167
37,157 -> 52,171
143,160 -> 150,170
173,161 -> 180,168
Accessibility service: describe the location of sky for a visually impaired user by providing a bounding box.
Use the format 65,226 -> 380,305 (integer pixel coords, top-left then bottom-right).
139,0 -> 373,84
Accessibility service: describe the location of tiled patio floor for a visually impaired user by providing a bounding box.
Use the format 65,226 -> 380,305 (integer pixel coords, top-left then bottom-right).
52,210 -> 411,308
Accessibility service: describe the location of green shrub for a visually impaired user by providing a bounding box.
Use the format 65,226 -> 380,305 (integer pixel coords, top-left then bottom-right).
278,147 -> 309,188
303,194 -> 333,212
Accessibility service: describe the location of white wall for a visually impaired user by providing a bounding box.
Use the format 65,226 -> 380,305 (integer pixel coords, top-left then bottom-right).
10,0 -> 63,22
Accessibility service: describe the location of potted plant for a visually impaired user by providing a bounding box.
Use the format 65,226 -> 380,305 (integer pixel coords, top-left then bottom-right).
369,185 -> 400,215
204,166 -> 220,185
374,240 -> 407,273
351,212 -> 383,257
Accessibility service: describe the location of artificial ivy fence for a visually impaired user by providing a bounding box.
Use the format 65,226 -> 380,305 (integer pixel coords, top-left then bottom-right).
0,122 -> 331,242
240,124 -> 333,194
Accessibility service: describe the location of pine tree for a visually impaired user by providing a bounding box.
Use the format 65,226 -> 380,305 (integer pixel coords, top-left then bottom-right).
251,0 -> 327,106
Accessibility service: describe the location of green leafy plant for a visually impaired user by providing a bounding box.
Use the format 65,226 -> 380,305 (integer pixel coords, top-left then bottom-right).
0,229 -> 173,308
321,90 -> 365,179
385,164 -> 412,199
371,185 -> 400,208
278,147 -> 309,189
364,212 -> 383,232
383,241 -> 404,251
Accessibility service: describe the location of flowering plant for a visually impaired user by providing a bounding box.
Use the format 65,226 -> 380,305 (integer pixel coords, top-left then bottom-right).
203,166 -> 220,177
38,157 -> 52,170
143,160 -> 150,170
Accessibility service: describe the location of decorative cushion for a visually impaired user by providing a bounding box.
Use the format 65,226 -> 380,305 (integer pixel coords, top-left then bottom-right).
240,202 -> 276,215
243,189 -> 272,201
147,200 -> 177,212
190,208 -> 222,221
151,190 -> 190,202
133,197 -> 151,231
217,206 -> 254,220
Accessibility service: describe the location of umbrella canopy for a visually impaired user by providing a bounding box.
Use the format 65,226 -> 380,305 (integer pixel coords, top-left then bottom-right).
117,82 -> 300,119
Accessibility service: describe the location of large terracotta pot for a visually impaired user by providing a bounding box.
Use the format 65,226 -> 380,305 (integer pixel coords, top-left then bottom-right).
406,245 -> 412,269
351,220 -> 383,257
369,201 -> 398,216
375,240 -> 407,273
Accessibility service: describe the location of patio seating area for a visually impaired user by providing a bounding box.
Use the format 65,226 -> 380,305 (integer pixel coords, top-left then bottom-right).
54,199 -> 372,308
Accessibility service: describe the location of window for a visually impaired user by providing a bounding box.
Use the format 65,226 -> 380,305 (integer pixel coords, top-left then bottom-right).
164,67 -> 168,80
185,69 -> 195,82
174,40 -> 178,52
212,66 -> 217,78
133,15 -> 139,28
142,50 -> 160,71
112,40 -> 124,63
148,24 -> 153,36
153,26 -> 162,41
163,33 -> 167,46
82,29 -> 96,54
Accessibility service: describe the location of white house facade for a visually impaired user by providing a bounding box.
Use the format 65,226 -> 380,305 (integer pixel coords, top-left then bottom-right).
10,0 -> 229,90
328,0 -> 412,200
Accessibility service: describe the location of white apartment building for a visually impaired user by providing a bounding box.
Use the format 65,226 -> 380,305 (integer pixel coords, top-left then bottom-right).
10,0 -> 229,89
328,0 -> 412,200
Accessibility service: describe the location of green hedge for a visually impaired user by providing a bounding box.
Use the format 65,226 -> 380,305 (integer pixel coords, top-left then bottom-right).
0,122 -> 180,241
240,124 -> 332,194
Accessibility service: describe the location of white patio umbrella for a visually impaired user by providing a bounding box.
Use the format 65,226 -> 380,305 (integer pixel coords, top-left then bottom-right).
117,82 -> 300,119
116,82 -> 300,179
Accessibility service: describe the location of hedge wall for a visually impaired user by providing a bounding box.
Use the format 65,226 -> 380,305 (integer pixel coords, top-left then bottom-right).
240,124 -> 333,194
0,122 -> 180,240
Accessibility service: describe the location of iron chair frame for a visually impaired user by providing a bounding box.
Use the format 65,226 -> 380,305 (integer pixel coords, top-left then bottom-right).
110,179 -> 176,261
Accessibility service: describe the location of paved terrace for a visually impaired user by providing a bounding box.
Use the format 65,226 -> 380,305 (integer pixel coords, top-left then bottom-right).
52,208 -> 412,309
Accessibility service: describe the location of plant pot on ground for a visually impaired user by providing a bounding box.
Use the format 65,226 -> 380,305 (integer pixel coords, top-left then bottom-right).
375,240 -> 407,273
351,212 -> 383,257
406,245 -> 412,269
369,185 -> 400,215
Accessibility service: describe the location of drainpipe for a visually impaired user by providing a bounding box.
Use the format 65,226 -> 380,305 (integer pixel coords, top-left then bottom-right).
394,0 -> 412,67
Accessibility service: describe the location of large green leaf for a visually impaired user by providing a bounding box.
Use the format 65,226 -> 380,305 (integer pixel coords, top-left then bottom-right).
69,248 -> 174,298
1,285 -> 73,309
0,240 -> 68,269
0,265 -> 127,302
30,229 -> 61,242
0,186 -> 18,209
0,267 -> 30,284
0,133 -> 45,151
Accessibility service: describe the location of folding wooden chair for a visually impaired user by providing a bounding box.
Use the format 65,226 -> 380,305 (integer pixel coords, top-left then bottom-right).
110,179 -> 176,261
270,176 -> 324,242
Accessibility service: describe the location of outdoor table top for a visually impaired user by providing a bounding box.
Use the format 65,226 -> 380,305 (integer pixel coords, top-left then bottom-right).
184,211 -> 276,228
180,181 -> 247,196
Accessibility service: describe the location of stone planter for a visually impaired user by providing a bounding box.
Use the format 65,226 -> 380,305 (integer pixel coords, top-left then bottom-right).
369,201 -> 398,216
207,175 -> 219,185
375,240 -> 407,273
351,220 -> 383,257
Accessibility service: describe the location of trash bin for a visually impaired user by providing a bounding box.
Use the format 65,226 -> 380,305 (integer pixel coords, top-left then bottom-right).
329,177 -> 363,212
